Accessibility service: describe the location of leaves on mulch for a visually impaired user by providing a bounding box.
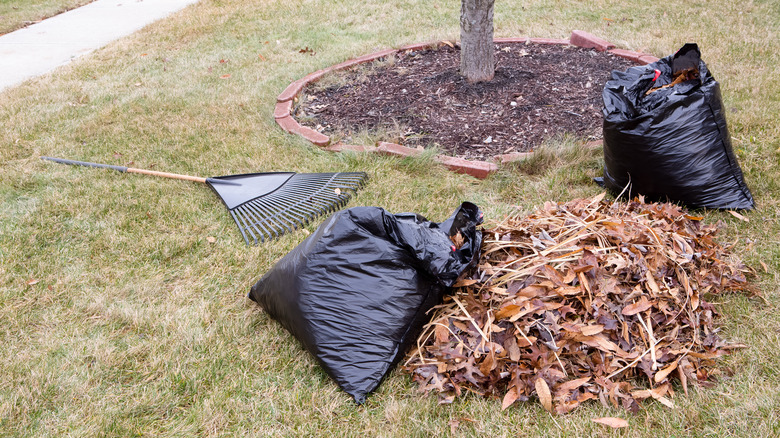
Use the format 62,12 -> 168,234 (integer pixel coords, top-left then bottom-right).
403,194 -> 757,414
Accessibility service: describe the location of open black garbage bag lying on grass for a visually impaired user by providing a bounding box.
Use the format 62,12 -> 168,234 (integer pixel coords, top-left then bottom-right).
601,43 -> 754,210
249,202 -> 483,403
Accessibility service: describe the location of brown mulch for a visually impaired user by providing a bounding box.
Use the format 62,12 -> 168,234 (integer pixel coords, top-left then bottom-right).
402,195 -> 757,414
296,42 -> 637,161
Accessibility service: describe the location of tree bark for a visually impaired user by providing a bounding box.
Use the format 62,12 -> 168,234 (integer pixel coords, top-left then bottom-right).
460,0 -> 495,83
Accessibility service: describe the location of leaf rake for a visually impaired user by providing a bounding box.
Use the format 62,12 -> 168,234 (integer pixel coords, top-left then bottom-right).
41,157 -> 368,245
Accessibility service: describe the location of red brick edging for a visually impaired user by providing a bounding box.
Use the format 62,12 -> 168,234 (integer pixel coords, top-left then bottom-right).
275,30 -> 659,179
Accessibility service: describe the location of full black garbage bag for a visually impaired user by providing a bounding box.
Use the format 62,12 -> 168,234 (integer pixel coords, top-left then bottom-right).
601,43 -> 754,210
249,202 -> 483,403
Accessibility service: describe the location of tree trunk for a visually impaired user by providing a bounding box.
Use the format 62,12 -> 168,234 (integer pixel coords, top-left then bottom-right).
460,0 -> 495,83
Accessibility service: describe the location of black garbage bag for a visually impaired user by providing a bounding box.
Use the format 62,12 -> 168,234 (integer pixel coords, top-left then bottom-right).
249,202 -> 483,403
601,43 -> 754,210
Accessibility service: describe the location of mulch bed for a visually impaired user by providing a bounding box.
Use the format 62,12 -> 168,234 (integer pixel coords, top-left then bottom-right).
296,42 -> 637,161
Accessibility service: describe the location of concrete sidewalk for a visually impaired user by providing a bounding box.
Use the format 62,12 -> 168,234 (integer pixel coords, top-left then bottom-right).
0,0 -> 200,93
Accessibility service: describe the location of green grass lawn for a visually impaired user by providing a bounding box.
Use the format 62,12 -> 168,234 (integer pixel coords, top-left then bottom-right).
1,0 -> 778,436
0,0 -> 95,35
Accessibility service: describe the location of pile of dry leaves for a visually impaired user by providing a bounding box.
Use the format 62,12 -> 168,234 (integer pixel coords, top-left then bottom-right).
403,194 -> 757,414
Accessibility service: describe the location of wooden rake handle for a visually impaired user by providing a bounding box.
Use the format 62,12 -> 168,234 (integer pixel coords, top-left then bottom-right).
41,156 -> 208,184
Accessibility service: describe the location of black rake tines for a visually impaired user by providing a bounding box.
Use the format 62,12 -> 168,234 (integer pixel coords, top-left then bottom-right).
227,172 -> 368,245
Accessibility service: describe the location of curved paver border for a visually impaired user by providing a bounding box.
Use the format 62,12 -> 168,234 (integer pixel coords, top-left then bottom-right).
275,30 -> 659,179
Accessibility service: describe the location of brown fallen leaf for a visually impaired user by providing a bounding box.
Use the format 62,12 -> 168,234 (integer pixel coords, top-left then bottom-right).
622,296 -> 654,316
581,324 -> 605,336
439,393 -> 455,404
645,270 -> 661,293
434,324 -> 449,344
220,74 -> 231,79
502,386 -> 518,410
555,376 -> 591,395
453,278 -> 479,287
728,210 -> 749,222
592,417 -> 629,428
26,278 -> 39,286
535,378 -> 553,412
495,303 -> 523,320
633,389 -> 675,408
678,364 -> 689,396
657,396 -> 675,408
654,360 -> 679,383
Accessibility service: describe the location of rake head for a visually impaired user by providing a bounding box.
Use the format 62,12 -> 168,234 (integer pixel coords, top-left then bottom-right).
207,171 -> 368,245
40,156 -> 368,246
